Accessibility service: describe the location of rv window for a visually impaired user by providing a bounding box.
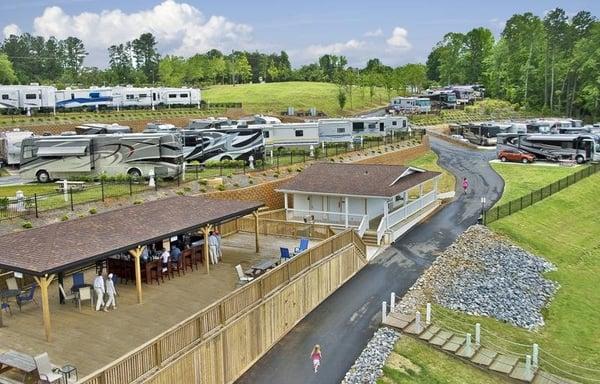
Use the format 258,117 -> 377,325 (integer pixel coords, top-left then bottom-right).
169,94 -> 177,98
352,122 -> 364,132
337,128 -> 345,133
71,93 -> 75,100
1,94 -> 7,100
180,94 -> 188,98
90,92 -> 100,98
263,131 -> 270,138
295,130 -> 304,137
392,121 -> 397,126
126,94 -> 135,100
25,94 -> 37,100
138,94 -> 148,98
22,145 -> 36,159
403,120 -> 407,128
368,123 -> 376,129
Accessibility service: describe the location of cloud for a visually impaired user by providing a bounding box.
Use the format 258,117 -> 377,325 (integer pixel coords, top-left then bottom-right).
364,28 -> 383,37
386,27 -> 411,50
3,24 -> 22,38
304,39 -> 366,58
30,0 -> 252,64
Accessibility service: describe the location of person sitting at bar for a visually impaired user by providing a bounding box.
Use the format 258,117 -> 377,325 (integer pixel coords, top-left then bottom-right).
141,246 -> 149,262
170,243 -> 182,263
160,247 -> 170,272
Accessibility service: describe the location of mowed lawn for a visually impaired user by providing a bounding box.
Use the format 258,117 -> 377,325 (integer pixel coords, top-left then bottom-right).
408,150 -> 456,193
491,162 -> 580,205
202,81 -> 389,116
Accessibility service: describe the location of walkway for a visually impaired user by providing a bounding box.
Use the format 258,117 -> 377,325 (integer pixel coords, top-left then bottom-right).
236,137 -> 504,383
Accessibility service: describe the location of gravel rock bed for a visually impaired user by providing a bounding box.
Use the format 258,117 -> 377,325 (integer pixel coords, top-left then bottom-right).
342,327 -> 400,384
396,225 -> 558,329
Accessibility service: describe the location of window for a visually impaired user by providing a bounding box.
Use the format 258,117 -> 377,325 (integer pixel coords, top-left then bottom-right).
263,131 -> 270,138
90,92 -> 100,98
180,93 -> 188,98
392,121 -> 397,126
403,120 -> 407,128
22,145 -> 36,159
1,95 -> 8,100
126,94 -> 134,100
352,122 -> 364,132
169,94 -> 177,98
25,94 -> 37,100
337,128 -> 345,133
295,130 -> 304,137
138,94 -> 148,98
368,123 -> 376,129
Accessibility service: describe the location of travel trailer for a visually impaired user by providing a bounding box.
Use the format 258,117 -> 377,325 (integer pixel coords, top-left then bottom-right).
0,129 -> 34,165
347,116 -> 409,137
389,97 -> 431,113
55,88 -> 113,109
0,85 -> 56,111
19,133 -> 183,182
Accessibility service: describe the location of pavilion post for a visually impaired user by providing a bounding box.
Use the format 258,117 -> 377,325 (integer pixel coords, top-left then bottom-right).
202,225 -> 213,274
253,210 -> 260,253
34,274 -> 55,342
130,246 -> 143,304
344,196 -> 349,228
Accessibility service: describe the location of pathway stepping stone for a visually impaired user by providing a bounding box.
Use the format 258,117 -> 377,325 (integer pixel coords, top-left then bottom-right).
418,325 -> 440,341
510,362 -> 535,382
471,348 -> 498,366
532,371 -> 579,384
404,321 -> 427,335
456,342 -> 479,359
442,335 -> 465,353
384,312 -> 414,330
429,330 -> 453,347
489,354 -> 519,374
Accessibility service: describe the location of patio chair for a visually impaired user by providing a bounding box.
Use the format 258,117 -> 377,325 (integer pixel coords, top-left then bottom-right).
171,257 -> 184,277
294,238 -> 309,254
5,277 -> 18,291
182,249 -> 195,272
58,284 -> 78,306
77,286 -> 93,312
33,353 -> 63,384
235,265 -> 253,284
280,247 -> 291,262
16,285 -> 37,311
71,272 -> 84,291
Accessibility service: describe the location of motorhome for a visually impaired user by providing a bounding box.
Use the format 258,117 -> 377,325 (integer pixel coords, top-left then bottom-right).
19,133 -> 183,182
55,88 -> 113,109
497,133 -> 600,163
181,128 -> 265,163
0,85 -> 56,111
422,91 -> 457,109
188,118 -> 234,130
0,129 -> 34,165
75,123 -> 132,135
347,115 -> 409,137
461,122 -> 512,146
389,97 -> 431,113
144,123 -> 179,133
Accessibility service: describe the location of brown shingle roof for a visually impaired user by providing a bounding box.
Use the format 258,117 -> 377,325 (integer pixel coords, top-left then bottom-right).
0,196 -> 262,276
277,163 -> 440,198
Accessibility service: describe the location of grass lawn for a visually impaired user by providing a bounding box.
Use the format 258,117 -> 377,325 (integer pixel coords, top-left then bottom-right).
203,81 -> 389,116
408,150 -> 456,193
378,337 -> 507,384
491,162 -> 580,205
0,168 -> 9,177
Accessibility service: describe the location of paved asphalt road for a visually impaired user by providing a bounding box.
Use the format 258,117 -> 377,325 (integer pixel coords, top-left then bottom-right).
236,137 -> 504,384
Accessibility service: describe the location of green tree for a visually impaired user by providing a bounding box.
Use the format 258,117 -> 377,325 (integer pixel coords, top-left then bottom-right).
108,42 -> 134,84
158,55 -> 186,86
62,36 -> 87,79
337,88 -> 347,111
464,28 -> 494,83
235,53 -> 252,83
0,53 -> 17,84
132,33 -> 160,83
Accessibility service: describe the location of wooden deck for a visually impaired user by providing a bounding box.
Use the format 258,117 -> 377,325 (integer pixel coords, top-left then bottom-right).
0,233 -> 303,377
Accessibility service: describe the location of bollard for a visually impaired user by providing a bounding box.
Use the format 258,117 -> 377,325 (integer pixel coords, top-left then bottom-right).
63,179 -> 68,202
182,162 -> 186,181
465,333 -> 472,356
382,301 -> 387,323
426,303 -> 431,325
532,344 -> 539,368
475,323 -> 481,346
15,191 -> 25,212
525,355 -> 532,376
148,169 -> 155,188
415,311 -> 422,333
309,145 -> 315,158
390,292 -> 396,312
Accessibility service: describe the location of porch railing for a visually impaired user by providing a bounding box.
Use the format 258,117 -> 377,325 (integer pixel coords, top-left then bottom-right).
376,190 -> 437,244
356,215 -> 369,238
285,209 -> 366,228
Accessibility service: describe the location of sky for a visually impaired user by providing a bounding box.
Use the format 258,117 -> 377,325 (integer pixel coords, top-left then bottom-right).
1,0 -> 599,68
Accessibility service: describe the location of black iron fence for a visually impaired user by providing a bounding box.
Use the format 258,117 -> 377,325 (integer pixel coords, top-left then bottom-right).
484,163 -> 600,225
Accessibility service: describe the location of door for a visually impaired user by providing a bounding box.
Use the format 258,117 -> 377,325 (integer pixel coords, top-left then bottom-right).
380,122 -> 385,132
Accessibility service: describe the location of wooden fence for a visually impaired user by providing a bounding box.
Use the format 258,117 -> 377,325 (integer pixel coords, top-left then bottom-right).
80,229 -> 366,384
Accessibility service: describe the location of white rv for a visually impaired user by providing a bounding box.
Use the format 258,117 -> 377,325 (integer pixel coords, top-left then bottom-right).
0,129 -> 34,165
262,123 -> 320,149
157,87 -> 201,107
19,133 -> 183,182
54,87 -> 113,109
389,97 -> 431,113
347,115 -> 409,137
0,85 -> 56,111
316,119 -> 353,144
181,128 -> 265,162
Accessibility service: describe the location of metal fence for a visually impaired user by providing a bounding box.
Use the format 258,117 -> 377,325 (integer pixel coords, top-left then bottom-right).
484,163 -> 600,225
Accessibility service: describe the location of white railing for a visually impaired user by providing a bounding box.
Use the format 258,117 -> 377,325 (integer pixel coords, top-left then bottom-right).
286,209 -> 366,228
386,190 -> 437,230
376,217 -> 387,245
357,215 -> 369,238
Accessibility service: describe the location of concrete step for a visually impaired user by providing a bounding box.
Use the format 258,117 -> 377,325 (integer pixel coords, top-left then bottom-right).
384,312 -> 415,330
509,362 -> 535,382
489,354 -> 519,374
532,371 -> 579,384
471,347 -> 498,367
404,321 -> 428,336
456,342 -> 479,359
418,325 -> 440,341
441,335 -> 466,353
429,330 -> 453,347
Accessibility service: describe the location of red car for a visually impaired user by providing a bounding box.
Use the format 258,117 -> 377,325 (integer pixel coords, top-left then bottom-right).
498,150 -> 535,163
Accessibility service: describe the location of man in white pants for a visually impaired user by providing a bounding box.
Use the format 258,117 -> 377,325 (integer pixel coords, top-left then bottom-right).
105,273 -> 117,310
208,231 -> 219,264
93,272 -> 107,312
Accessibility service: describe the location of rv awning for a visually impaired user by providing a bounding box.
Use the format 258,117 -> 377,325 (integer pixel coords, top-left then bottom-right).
37,145 -> 88,157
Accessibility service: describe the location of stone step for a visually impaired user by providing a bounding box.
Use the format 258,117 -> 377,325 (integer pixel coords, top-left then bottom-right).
456,342 -> 479,359
509,362 -> 535,382
532,371 -> 579,384
384,312 -> 415,330
429,330 -> 453,347
442,335 -> 466,353
418,325 -> 440,341
471,347 -> 498,367
489,354 -> 519,374
404,321 -> 427,336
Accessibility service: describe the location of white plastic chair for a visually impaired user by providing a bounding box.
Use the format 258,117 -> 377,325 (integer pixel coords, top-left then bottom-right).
58,284 -> 78,306
235,264 -> 253,284
33,352 -> 62,384
77,286 -> 93,312
5,277 -> 18,291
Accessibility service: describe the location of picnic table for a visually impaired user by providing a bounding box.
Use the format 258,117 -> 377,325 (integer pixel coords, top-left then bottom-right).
0,350 -> 37,384
245,259 -> 280,278
55,181 -> 86,193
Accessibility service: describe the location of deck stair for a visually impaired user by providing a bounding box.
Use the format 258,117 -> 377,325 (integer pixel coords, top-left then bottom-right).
361,230 -> 378,246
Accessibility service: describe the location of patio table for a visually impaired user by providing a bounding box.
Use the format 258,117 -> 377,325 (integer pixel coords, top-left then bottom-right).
0,350 -> 37,384
246,259 -> 280,277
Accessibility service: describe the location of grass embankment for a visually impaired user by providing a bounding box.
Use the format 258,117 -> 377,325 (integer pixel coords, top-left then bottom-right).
203,81 -> 388,116
378,337 -> 507,384
491,163 -> 580,205
407,150 -> 455,193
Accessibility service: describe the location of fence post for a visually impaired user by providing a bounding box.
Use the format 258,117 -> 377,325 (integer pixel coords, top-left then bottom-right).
426,303 -> 431,325
276,152 -> 280,172
475,323 -> 481,346
532,343 -> 539,368
303,151 -> 306,163
69,187 -> 74,211
520,196 -> 523,210
290,150 -> 293,165
129,178 -> 133,196
101,179 -> 105,202
34,193 -> 38,218
382,301 -> 387,322
220,163 -> 223,177
415,311 -> 422,333
508,200 -> 512,215
525,355 -> 532,376
196,165 -> 199,180
465,333 -> 472,356
390,292 -> 396,312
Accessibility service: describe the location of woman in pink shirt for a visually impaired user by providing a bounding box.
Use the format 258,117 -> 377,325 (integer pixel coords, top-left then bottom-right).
462,177 -> 469,194
311,344 -> 322,373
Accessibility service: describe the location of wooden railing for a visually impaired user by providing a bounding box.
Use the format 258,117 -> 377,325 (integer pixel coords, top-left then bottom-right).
79,229 -> 362,384
237,217 -> 332,239
257,208 -> 286,220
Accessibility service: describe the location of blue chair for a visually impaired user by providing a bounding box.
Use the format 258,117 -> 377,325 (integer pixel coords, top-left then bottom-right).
71,272 -> 84,291
280,247 -> 291,262
294,238 -> 309,254
16,285 -> 37,311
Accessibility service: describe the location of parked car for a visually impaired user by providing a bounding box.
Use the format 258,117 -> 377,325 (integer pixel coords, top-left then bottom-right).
498,150 -> 535,164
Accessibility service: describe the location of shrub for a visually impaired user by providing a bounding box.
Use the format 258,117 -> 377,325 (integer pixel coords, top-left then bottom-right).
248,180 -> 254,185
0,197 -> 9,209
89,207 -> 97,214
296,168 -> 302,172
273,173 -> 279,178
200,187 -> 207,193
176,190 -> 185,196
133,199 -> 143,205
61,214 -> 69,221
183,186 -> 192,192
199,179 -> 208,186
77,213 -> 86,218
233,183 -> 239,188
287,167 -> 293,173
21,221 -> 32,229
217,184 -> 226,191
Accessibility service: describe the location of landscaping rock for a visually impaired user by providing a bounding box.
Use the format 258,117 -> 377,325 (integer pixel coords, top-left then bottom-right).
342,327 -> 400,384
396,225 -> 558,330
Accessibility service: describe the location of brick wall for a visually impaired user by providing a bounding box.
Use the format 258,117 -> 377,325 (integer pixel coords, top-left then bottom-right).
355,135 -> 430,165
203,176 -> 294,209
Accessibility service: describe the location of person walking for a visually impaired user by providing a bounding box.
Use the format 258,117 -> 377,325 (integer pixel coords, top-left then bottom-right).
208,231 -> 219,265
105,273 -> 117,310
93,271 -> 107,312
310,345 -> 322,373
214,228 -> 222,262
462,177 -> 469,194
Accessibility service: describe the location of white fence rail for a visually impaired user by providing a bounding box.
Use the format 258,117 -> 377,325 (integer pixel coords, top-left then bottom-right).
377,191 -> 437,244
286,209 -> 365,228
357,215 -> 369,238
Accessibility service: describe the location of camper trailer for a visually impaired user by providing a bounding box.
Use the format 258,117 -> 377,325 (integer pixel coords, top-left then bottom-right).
0,85 -> 56,111
55,88 -> 113,109
389,97 -> 431,113
316,120 -> 353,144
262,123 -> 320,149
19,133 -> 183,182
348,115 -> 409,137
497,133 -> 600,163
181,128 -> 265,163
0,129 -> 34,165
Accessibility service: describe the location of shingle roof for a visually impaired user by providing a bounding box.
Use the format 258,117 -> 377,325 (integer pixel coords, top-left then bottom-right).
277,163 -> 440,198
0,196 -> 262,276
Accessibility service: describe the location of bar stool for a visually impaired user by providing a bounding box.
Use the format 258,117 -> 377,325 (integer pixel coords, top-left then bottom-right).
149,263 -> 162,285
183,249 -> 194,272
